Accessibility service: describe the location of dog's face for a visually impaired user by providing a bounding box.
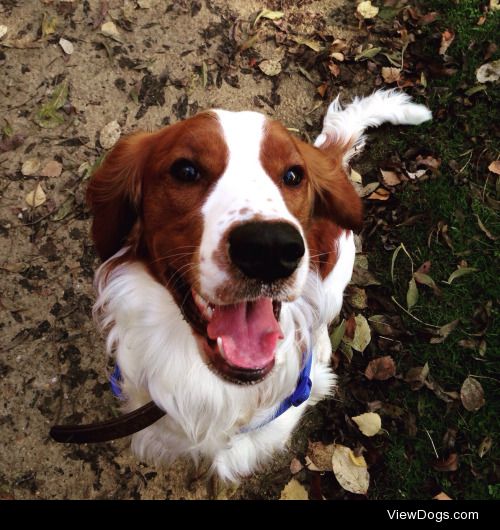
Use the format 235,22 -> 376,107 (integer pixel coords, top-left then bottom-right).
87,110 -> 362,384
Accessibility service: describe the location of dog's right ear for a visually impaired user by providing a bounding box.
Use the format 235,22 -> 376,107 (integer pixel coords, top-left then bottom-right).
86,132 -> 152,261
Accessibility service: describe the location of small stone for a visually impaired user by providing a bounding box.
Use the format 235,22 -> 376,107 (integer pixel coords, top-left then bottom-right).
99,120 -> 121,149
101,21 -> 120,40
59,38 -> 74,55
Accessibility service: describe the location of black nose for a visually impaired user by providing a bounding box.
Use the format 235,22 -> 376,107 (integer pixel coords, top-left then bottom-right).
228,221 -> 305,282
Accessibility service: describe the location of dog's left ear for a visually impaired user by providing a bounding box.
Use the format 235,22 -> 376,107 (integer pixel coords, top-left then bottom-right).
87,132 -> 153,261
294,138 -> 363,231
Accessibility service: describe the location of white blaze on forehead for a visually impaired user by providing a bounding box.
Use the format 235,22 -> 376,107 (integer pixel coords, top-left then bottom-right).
203,110 -> 296,222
198,109 -> 307,301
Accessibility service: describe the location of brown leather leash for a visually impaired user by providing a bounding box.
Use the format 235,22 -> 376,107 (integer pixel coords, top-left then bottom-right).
49,284 -> 199,445
50,401 -> 165,444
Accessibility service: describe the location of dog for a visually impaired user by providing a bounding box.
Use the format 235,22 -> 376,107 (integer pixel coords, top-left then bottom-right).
86,90 -> 431,482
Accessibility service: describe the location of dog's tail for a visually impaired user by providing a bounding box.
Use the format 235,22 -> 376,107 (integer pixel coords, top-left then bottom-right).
314,89 -> 432,166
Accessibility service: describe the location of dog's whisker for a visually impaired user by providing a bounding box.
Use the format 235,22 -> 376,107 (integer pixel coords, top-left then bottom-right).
149,251 -> 196,265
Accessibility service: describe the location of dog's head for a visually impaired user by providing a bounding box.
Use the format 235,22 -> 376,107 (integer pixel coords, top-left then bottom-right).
87,110 -> 362,384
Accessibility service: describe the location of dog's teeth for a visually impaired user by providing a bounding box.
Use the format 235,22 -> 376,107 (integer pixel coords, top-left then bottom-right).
192,290 -> 214,321
217,337 -> 226,359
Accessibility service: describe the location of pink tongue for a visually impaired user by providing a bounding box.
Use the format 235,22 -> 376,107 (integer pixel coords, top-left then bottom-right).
207,298 -> 283,370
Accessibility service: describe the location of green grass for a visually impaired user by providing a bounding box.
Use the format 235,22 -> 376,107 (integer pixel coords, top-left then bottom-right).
363,1 -> 500,500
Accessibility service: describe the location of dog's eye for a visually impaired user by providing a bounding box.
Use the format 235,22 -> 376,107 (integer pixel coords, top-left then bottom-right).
282,166 -> 304,187
170,159 -> 201,183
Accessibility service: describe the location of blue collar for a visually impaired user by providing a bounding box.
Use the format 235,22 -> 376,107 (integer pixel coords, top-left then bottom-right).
239,351 -> 313,433
109,351 -> 313,430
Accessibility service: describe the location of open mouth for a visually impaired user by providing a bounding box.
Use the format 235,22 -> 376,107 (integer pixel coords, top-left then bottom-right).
170,275 -> 283,384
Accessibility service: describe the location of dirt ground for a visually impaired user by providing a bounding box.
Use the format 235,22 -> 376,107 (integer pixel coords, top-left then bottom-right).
0,0 -> 367,500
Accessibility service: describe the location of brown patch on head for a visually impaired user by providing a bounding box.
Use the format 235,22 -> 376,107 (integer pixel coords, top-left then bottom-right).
87,111 -> 228,297
260,119 -> 312,225
239,207 -> 250,215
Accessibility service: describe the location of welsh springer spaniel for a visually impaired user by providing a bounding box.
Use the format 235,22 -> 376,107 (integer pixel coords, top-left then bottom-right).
87,90 -> 431,481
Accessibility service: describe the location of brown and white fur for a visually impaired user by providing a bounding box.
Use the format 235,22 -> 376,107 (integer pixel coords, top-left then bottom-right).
87,90 -> 431,482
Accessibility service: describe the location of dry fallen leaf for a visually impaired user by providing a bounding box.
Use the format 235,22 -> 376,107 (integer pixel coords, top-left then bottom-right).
22,158 -> 41,176
355,46 -> 382,61
381,67 -> 401,84
307,442 -> 335,472
331,52 -> 344,62
350,168 -> 363,184
34,80 -> 68,129
434,453 -> 458,472
290,457 -> 304,475
380,169 -> 401,186
352,265 -> 381,287
349,451 -> 366,467
331,444 -> 369,495
488,161 -> 500,175
279,479 -> 309,500
352,412 -> 382,437
474,214 -> 497,241
42,13 -> 58,38
405,363 -> 429,391
254,8 -> 284,26
99,120 -> 121,149
330,319 -> 346,352
25,184 -> 47,208
347,286 -> 368,309
458,338 -> 478,350
433,491 -> 453,500
406,168 -> 428,180
460,377 -> 485,412
478,436 -> 492,458
316,83 -> 328,98
368,187 -> 391,201
430,319 -> 459,344
406,277 -> 419,310
446,267 -> 478,284
476,60 -> 500,83
439,29 -> 455,55
369,314 -> 404,337
101,21 -> 121,41
416,261 -> 432,275
364,356 -> 396,381
258,59 -> 281,77
359,182 -> 379,198
290,36 -> 323,52
328,62 -> 341,77
41,160 -> 63,178
343,314 -> 371,352
59,38 -> 74,55
0,25 -> 7,39
416,155 -> 441,170
357,1 -> 379,19
424,376 -> 460,403
414,272 -> 441,296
